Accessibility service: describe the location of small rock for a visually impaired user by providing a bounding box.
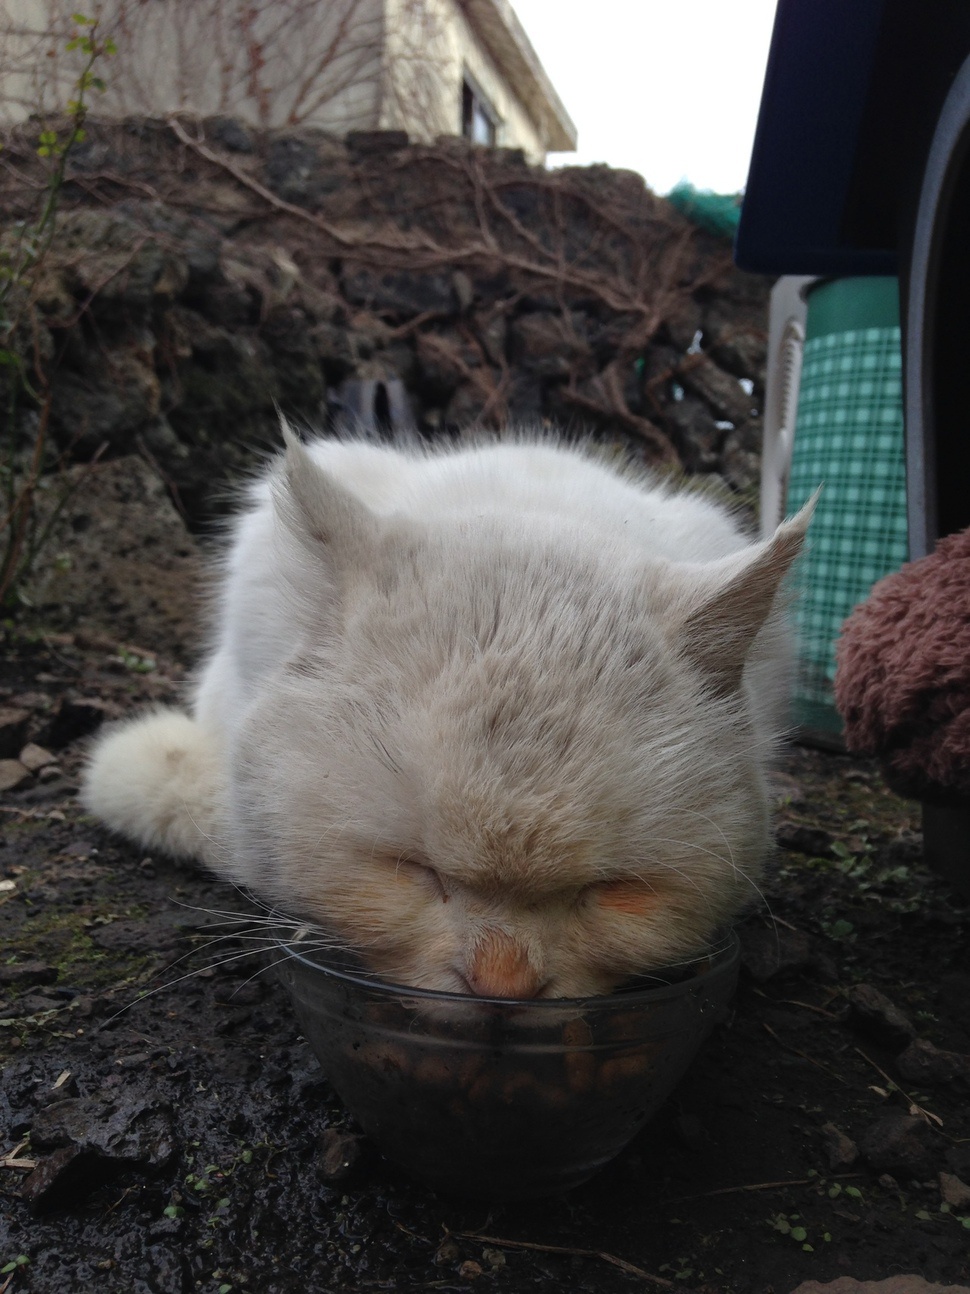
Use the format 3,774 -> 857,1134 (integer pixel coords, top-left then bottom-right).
444,379 -> 494,428
0,961 -> 58,988
940,1171 -> 970,1209
721,420 -> 763,493
43,1071 -> 79,1102
18,743 -> 57,772
819,1121 -> 858,1171
458,1260 -> 483,1280
315,1129 -> 364,1182
845,984 -> 917,1051
708,326 -> 766,382
345,129 -> 409,154
504,369 -> 544,423
205,115 -> 254,153
451,270 -> 474,313
859,1113 -> 943,1181
18,992 -> 61,1015
471,308 -> 507,366
665,398 -> 723,473
345,268 -> 454,316
664,293 -> 702,351
217,979 -> 265,1007
0,707 -> 30,759
42,698 -> 113,748
435,1240 -> 461,1265
775,821 -> 834,857
0,759 -> 31,791
147,1215 -> 184,1240
508,311 -> 590,379
30,1092 -> 175,1170
12,777 -> 77,804
213,1006 -> 252,1035
102,913 -> 181,955
739,927 -> 834,982
896,1038 -> 970,1092
20,1145 -> 105,1214
679,353 -> 754,424
113,1053 -> 151,1071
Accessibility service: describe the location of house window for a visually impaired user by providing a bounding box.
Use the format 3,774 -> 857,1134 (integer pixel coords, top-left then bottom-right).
462,76 -> 498,147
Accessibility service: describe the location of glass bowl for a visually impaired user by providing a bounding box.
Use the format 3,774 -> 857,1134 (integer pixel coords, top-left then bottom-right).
277,932 -> 740,1200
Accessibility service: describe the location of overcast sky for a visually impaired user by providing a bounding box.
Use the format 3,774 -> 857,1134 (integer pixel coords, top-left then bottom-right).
510,0 -> 779,196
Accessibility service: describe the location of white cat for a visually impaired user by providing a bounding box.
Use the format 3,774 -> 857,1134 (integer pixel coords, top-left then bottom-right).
83,426 -> 813,998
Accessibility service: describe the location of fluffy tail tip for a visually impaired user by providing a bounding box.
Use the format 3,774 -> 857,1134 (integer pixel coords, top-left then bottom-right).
82,708 -> 227,866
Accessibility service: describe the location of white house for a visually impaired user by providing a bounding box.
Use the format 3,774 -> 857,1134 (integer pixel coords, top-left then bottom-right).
0,0 -> 577,162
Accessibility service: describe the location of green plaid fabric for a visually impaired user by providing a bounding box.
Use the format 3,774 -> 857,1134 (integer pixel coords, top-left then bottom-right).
785,325 -> 909,734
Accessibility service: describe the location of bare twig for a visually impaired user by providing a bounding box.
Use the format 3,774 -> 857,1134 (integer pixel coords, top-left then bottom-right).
0,1139 -> 38,1172
852,1046 -> 944,1128
763,1022 -> 850,1085
447,1230 -> 674,1288
661,1174 -> 862,1206
751,989 -> 841,1019
167,116 -> 362,250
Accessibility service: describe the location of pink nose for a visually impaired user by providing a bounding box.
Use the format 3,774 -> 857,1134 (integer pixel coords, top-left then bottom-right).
466,929 -> 543,998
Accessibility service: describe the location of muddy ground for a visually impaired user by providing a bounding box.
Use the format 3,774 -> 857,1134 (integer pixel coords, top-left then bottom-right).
1,626 -> 969,1294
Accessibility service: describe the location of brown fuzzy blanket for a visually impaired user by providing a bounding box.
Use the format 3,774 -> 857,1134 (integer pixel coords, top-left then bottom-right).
834,525 -> 970,804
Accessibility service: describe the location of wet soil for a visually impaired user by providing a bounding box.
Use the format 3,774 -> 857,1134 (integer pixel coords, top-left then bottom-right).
1,627 -> 969,1294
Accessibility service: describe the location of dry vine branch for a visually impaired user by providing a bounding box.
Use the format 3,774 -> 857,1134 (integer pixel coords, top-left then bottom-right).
0,114 -> 762,468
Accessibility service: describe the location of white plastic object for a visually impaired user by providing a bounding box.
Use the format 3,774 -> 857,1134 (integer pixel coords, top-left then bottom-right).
760,276 -> 816,537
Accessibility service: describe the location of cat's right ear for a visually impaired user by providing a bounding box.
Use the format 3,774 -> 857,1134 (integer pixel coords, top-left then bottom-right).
274,421 -> 378,571
661,492 -> 818,696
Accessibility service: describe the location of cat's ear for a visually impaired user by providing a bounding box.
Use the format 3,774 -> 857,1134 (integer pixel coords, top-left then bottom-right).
671,493 -> 818,695
274,419 -> 378,569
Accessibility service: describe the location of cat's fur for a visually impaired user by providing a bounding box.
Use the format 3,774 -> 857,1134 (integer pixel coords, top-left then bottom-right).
83,427 -> 813,998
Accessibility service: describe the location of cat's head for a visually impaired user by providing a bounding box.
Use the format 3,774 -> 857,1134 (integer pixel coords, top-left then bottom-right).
226,431 -> 813,998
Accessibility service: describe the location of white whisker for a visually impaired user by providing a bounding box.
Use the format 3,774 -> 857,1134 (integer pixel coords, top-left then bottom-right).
97,943 -> 274,1028
178,798 -> 232,859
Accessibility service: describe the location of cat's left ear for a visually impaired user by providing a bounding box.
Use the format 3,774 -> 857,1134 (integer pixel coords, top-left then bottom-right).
671,493 -> 818,695
275,419 -> 379,571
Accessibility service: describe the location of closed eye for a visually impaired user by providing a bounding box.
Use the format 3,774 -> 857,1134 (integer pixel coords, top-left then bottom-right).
380,851 -> 448,902
586,877 -> 659,916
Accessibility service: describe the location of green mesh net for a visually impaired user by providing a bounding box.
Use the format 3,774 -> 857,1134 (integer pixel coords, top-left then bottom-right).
666,182 -> 742,239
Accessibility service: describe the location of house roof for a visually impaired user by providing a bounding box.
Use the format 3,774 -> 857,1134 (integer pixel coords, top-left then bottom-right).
460,0 -> 578,152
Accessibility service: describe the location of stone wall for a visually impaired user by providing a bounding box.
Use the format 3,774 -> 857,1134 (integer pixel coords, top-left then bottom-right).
1,117 -> 770,531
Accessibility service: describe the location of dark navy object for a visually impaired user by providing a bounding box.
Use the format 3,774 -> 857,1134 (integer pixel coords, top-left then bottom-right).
737,0 -> 970,557
736,0 -> 970,278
